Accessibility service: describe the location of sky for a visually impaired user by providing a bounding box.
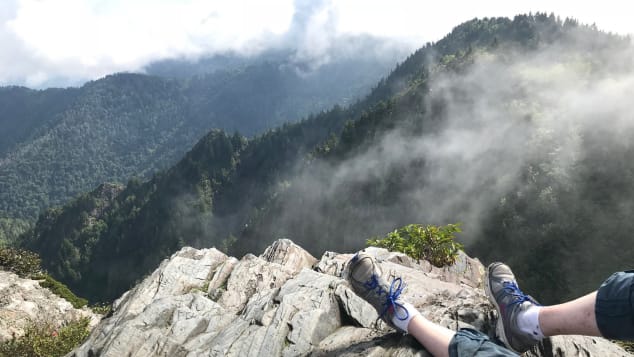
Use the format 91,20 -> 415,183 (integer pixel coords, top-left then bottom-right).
1,0 -> 632,88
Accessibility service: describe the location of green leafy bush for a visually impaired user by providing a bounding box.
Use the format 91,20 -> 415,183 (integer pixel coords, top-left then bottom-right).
367,223 -> 463,267
37,275 -> 88,309
0,247 -> 41,278
89,303 -> 112,316
0,317 -> 90,357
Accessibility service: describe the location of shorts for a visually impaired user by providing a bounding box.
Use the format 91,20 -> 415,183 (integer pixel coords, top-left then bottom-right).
595,270 -> 634,340
448,328 -> 517,357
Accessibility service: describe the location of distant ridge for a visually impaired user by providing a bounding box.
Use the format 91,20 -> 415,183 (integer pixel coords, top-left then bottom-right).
0,49 -> 401,227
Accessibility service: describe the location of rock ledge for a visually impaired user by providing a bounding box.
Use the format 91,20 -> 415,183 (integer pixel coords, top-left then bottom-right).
69,239 -> 630,356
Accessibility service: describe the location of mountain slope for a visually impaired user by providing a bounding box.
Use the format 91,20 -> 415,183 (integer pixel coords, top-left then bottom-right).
0,74 -> 188,220
23,108 -> 350,301
0,50 -> 401,225
0,86 -> 80,156
26,14 -> 634,305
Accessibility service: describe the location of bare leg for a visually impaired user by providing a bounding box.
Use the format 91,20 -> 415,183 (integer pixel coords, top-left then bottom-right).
407,314 -> 455,357
407,291 -> 603,356
539,291 -> 601,337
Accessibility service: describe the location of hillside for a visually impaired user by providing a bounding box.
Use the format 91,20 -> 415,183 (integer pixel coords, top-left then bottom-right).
0,86 -> 81,156
0,50 -> 399,232
25,14 -> 634,306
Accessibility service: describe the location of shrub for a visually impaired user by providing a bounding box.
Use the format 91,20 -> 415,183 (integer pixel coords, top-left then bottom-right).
89,303 -> 112,316
0,247 -> 41,278
367,223 -> 463,267
37,275 -> 88,309
0,317 -> 90,357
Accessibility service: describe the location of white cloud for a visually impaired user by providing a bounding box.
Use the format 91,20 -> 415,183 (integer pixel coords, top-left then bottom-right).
2,0 -> 296,86
1,0 -> 633,87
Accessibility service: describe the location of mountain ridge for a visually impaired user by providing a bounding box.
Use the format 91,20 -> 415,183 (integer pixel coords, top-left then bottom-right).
0,50 -> 400,228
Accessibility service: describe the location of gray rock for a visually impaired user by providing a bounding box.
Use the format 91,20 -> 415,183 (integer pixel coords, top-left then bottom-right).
113,247 -> 228,317
334,283 -> 382,329
528,335 -> 632,357
0,270 -> 100,342
217,253 -> 296,312
70,247 -> 230,357
315,250 -> 350,276
260,238 -> 318,271
68,240 -> 632,357
207,256 -> 238,300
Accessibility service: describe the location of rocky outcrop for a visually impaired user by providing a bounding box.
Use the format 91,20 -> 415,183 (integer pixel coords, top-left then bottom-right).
69,239 -> 630,356
0,270 -> 101,341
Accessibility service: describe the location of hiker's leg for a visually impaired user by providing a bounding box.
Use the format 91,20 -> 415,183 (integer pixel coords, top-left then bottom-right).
488,264 -> 634,352
407,314 -> 454,357
408,317 -> 519,357
538,291 -> 600,336
531,271 -> 634,340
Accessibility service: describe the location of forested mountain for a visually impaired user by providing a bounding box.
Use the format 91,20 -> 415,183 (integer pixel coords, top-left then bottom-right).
0,49 -> 402,238
24,14 -> 634,306
0,86 -> 81,156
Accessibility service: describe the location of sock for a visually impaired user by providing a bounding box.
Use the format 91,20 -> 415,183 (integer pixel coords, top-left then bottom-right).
517,305 -> 545,340
391,302 -> 420,333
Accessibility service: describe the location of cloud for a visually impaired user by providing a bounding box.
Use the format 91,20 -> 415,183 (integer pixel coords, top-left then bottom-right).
253,27 -> 634,255
2,0 -> 634,87
2,0 -> 297,87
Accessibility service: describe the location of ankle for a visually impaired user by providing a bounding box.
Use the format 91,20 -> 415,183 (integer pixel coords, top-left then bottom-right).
391,302 -> 421,333
517,304 -> 544,339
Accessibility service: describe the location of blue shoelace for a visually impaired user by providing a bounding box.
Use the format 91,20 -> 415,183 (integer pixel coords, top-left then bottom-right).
502,281 -> 540,306
365,274 -> 409,321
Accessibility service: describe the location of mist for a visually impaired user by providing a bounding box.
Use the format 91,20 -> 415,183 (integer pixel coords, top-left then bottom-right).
249,26 -> 634,269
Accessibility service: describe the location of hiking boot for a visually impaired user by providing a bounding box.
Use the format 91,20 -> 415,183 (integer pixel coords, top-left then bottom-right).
344,251 -> 410,332
485,262 -> 542,353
